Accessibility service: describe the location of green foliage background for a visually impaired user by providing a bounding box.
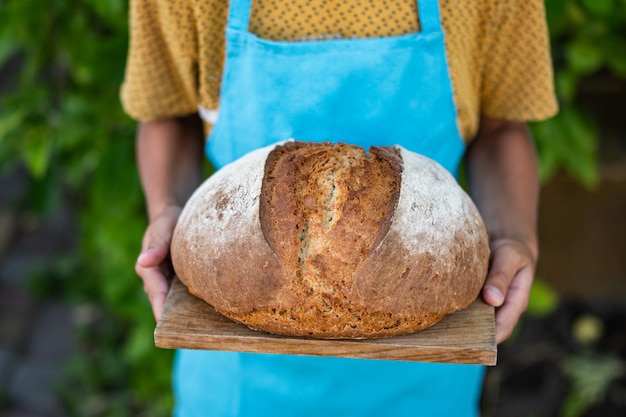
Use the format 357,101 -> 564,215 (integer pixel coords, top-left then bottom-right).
533,0 -> 626,188
0,0 -> 173,415
0,0 -> 624,415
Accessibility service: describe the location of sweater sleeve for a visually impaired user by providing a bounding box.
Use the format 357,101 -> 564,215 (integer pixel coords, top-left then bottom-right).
480,0 -> 559,122
120,0 -> 200,121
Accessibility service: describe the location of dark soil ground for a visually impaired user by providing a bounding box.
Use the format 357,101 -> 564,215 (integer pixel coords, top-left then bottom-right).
482,299 -> 626,417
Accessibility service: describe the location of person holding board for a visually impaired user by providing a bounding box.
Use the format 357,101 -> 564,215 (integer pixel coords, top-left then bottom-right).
122,0 -> 558,415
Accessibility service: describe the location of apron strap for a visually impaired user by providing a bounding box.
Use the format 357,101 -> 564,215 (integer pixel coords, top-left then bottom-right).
227,0 -> 443,34
416,0 -> 443,33
227,0 -> 253,33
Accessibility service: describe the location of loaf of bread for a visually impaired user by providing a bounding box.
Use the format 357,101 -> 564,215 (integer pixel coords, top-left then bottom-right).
171,141 -> 489,339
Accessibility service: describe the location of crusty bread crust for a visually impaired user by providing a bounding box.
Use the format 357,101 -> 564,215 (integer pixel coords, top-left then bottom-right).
171,141 -> 489,339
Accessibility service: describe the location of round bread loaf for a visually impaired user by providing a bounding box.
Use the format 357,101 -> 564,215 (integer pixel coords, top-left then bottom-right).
171,141 -> 490,339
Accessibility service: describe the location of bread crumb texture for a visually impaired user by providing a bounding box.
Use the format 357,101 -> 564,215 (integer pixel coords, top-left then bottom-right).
171,141 -> 489,339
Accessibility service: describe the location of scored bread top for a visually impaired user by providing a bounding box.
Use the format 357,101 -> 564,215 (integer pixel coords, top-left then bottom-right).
171,141 -> 489,339
259,142 -> 402,314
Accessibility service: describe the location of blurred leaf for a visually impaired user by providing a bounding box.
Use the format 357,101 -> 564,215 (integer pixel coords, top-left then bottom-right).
24,167 -> 62,215
83,0 -> 128,29
580,0 -> 615,17
566,38 -> 604,74
0,39 -> 18,69
561,107 -> 596,154
565,2 -> 588,26
545,0 -> 570,37
561,395 -> 588,417
123,320 -> 155,363
531,116 -> 568,183
603,35 -> 626,76
530,126 -> 556,182
555,69 -> 579,103
531,106 -> 599,189
560,354 -> 625,417
560,108 -> 600,188
527,279 -> 560,317
0,108 -> 26,141
20,127 -> 54,178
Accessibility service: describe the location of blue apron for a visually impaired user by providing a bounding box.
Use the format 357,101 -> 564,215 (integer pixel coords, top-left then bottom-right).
175,0 -> 485,415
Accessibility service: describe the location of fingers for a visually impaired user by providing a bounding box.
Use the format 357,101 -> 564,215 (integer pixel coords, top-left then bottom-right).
481,239 -> 536,344
137,263 -> 170,320
135,208 -> 181,321
137,244 -> 170,268
482,252 -> 510,307
493,267 -> 533,343
135,251 -> 173,321
137,210 -> 179,267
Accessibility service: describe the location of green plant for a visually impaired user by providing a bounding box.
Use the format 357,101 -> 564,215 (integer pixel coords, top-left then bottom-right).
526,278 -> 560,317
0,0 -> 173,415
531,0 -> 626,188
560,354 -> 625,417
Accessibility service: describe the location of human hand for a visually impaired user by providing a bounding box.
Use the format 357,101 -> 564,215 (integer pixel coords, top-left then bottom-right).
481,238 -> 537,344
135,206 -> 182,321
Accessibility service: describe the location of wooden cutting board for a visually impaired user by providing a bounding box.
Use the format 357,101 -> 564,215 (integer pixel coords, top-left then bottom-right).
155,278 -> 497,366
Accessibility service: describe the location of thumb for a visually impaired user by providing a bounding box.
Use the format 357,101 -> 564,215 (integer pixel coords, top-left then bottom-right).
482,246 -> 517,307
137,230 -> 172,268
137,206 -> 181,268
137,244 -> 169,268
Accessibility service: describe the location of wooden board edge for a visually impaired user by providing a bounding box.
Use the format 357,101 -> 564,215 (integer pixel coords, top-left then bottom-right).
155,329 -> 497,366
154,278 -> 498,366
